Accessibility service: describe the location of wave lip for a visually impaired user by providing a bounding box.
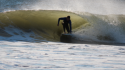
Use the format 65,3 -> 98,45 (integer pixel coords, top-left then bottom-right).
0,0 -> 125,15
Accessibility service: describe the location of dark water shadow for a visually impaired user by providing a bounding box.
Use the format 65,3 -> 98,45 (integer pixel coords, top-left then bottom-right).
60,34 -> 125,46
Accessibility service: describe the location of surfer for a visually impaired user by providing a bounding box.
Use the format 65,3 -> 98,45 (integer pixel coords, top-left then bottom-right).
57,16 -> 72,34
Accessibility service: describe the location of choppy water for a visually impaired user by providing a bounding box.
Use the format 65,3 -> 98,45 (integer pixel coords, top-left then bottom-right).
0,41 -> 125,70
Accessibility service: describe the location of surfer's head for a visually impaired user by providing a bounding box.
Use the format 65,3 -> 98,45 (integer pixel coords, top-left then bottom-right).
67,16 -> 70,21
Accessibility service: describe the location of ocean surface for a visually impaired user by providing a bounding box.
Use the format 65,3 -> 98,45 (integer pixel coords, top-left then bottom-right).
0,0 -> 125,70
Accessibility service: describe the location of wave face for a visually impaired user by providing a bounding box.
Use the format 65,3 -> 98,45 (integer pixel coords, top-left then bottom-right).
0,0 -> 125,44
0,10 -> 87,42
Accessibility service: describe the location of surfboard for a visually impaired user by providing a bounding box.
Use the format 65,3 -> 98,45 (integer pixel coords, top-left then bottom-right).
60,33 -> 73,43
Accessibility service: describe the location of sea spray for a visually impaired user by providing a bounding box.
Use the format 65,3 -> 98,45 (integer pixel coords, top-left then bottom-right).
0,0 -> 125,15
73,13 -> 125,43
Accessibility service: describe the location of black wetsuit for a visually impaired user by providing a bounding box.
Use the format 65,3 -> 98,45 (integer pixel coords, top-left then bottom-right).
58,17 -> 72,33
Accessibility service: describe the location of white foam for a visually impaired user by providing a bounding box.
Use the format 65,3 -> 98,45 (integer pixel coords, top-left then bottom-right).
73,14 -> 125,43
0,41 -> 125,70
0,25 -> 44,42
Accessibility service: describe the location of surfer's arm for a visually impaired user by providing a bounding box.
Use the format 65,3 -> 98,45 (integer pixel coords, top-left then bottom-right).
58,17 -> 66,26
69,20 -> 72,33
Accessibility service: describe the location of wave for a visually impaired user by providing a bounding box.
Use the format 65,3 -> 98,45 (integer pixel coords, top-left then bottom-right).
0,0 -> 125,44
0,10 -> 87,42
0,10 -> 125,44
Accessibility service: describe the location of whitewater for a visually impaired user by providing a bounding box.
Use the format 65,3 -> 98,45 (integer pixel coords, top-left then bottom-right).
0,0 -> 125,70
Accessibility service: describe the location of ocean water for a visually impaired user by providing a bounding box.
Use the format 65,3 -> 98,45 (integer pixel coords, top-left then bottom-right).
0,0 -> 125,70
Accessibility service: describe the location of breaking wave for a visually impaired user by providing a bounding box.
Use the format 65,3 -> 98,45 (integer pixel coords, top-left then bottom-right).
0,0 -> 125,44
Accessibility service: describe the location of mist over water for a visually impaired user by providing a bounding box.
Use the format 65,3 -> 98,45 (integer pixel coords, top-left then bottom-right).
0,0 -> 125,14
